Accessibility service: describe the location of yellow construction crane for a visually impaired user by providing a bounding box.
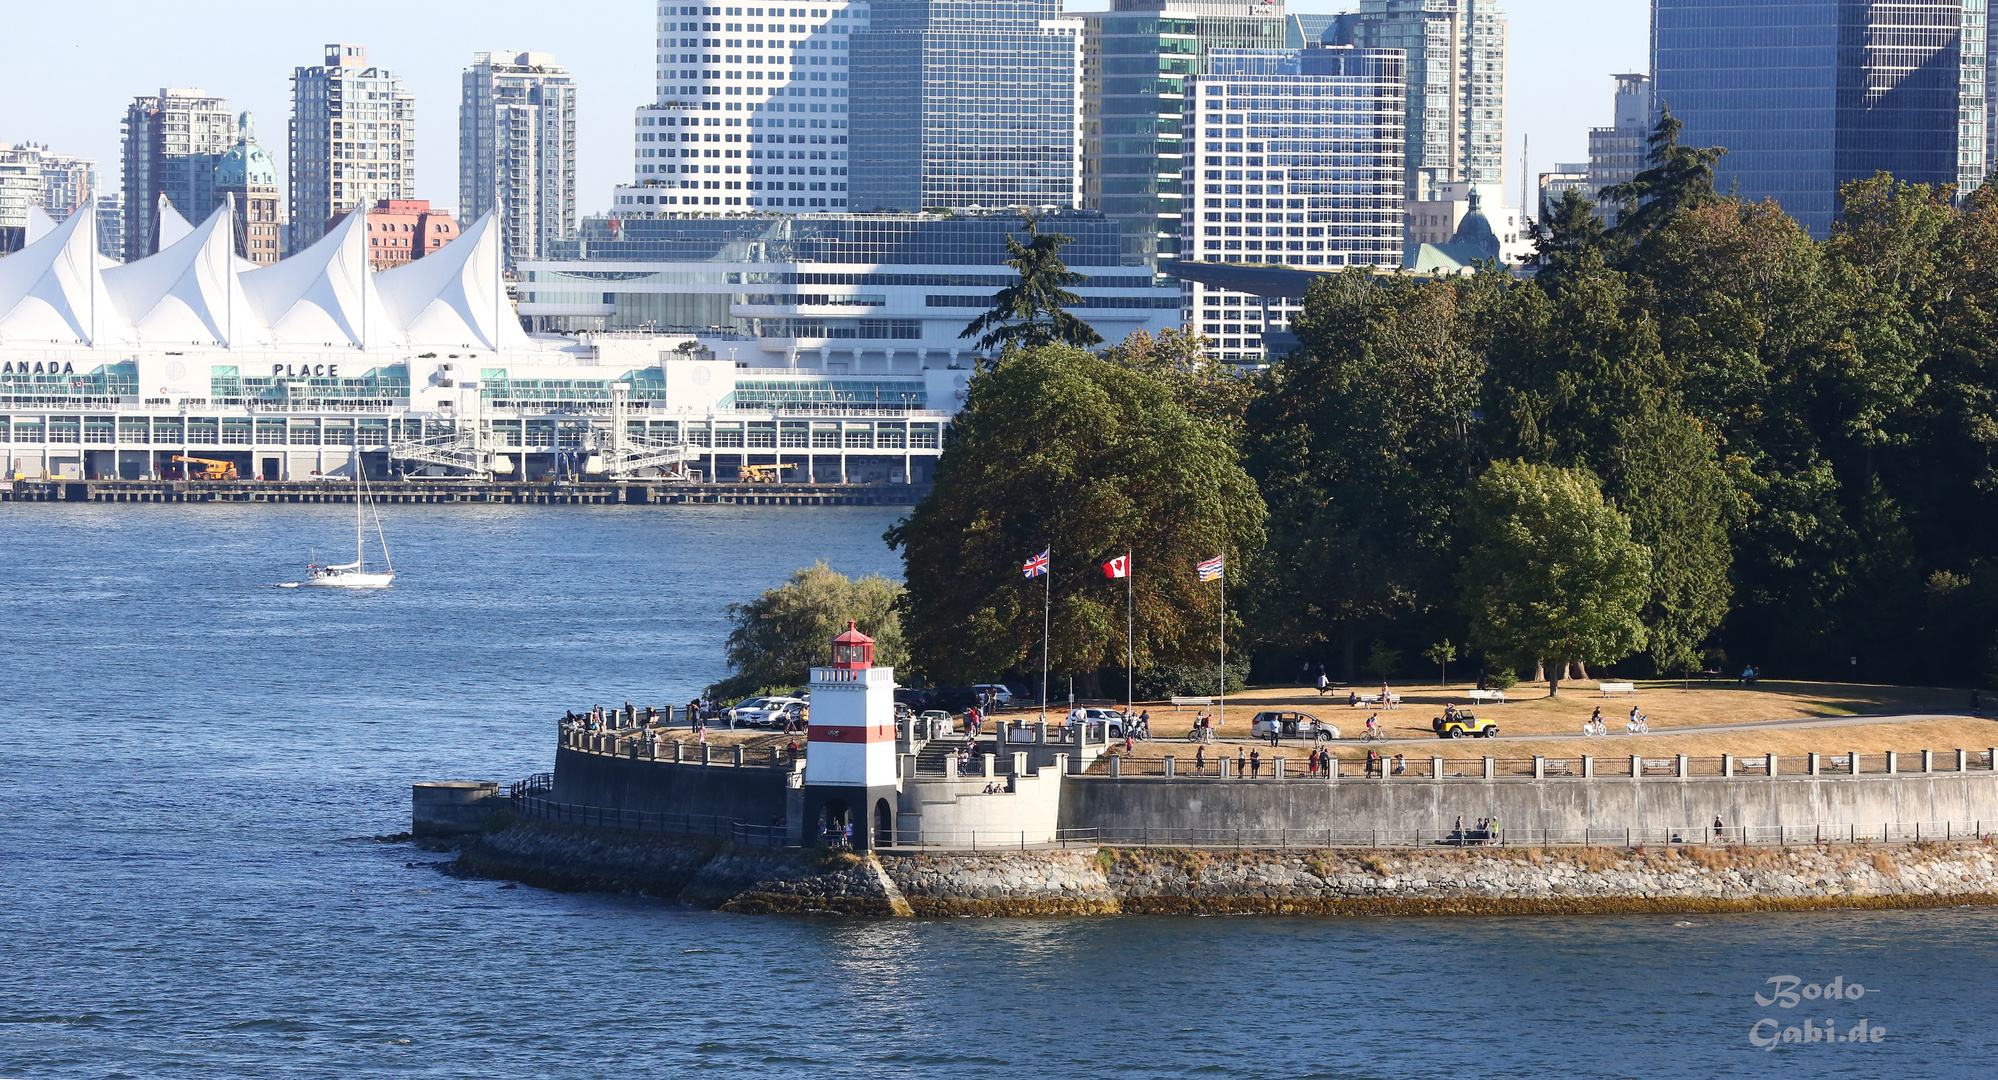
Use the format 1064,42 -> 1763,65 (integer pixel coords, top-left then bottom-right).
172,455 -> 240,481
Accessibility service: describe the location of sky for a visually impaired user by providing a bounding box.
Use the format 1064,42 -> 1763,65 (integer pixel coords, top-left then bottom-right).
3,0 -> 1651,221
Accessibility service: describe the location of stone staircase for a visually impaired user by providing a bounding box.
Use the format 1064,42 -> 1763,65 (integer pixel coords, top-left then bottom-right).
914,735 -> 974,775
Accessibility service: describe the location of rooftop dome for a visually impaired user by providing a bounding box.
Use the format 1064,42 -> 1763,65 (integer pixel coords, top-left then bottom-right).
214,113 -> 277,189
1449,188 -> 1501,261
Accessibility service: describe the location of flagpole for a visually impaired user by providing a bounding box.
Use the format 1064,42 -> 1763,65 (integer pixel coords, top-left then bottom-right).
1042,547 -> 1051,721
1125,549 -> 1133,718
1218,562 -> 1225,731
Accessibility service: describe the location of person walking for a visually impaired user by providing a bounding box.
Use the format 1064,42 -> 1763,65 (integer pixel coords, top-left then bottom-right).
1250,748 -> 1261,778
1713,814 -> 1725,841
1196,744 -> 1207,776
1236,747 -> 1247,778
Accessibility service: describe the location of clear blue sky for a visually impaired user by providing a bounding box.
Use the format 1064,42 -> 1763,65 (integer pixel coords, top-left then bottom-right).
4,0 -> 1649,219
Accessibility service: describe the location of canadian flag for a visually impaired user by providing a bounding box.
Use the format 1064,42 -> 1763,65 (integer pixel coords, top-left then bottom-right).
1102,554 -> 1130,579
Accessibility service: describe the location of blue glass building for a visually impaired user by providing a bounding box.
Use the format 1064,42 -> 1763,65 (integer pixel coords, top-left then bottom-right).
849,0 -> 1079,211
1652,0 -> 1984,237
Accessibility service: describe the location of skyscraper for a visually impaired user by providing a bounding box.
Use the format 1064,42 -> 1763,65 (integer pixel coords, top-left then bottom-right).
1588,73 -> 1651,220
1179,45 -> 1407,361
120,88 -> 235,260
1071,0 -> 1291,269
1652,0 -> 1982,237
617,3 -> 866,215
461,51 -> 578,265
1333,0 -> 1507,202
96,193 -> 125,261
289,44 -> 417,253
213,113 -> 283,265
850,0 -> 1080,212
37,152 -> 97,223
0,144 -> 38,253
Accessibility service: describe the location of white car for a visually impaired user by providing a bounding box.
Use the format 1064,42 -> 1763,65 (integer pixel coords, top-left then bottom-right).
1069,707 -> 1132,737
732,696 -> 806,728
1249,710 -> 1340,741
972,683 -> 1017,706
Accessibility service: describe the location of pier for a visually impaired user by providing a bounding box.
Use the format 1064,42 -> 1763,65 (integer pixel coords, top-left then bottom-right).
0,478 -> 931,507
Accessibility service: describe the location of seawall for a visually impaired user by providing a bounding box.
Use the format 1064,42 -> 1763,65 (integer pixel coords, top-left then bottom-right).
456,819 -> 1998,918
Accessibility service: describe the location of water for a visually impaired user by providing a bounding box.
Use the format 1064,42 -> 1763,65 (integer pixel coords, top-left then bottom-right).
1,503 -> 1992,1079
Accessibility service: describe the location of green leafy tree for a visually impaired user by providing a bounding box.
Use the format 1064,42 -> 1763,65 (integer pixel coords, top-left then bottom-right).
710,561 -> 906,701
1360,640 -> 1403,681
1423,639 -> 1457,684
886,344 -> 1265,688
1243,267 -> 1499,677
1099,327 -> 1253,433
1458,462 -> 1651,697
960,215 -> 1104,357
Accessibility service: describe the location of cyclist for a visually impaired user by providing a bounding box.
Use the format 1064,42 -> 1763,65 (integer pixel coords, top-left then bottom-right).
1364,713 -> 1381,741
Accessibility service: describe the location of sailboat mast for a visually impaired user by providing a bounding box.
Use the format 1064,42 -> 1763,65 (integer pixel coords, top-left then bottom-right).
355,463 -> 365,571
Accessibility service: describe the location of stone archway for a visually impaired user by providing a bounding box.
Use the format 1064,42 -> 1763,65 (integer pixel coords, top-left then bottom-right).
873,798 -> 894,849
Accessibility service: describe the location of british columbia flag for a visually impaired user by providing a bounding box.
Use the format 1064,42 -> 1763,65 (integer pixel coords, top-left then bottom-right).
1197,555 -> 1225,582
1023,548 -> 1050,578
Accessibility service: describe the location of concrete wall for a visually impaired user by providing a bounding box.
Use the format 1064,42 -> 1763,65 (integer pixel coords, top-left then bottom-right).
1060,772 -> 1998,839
553,746 -> 790,824
899,760 -> 1066,845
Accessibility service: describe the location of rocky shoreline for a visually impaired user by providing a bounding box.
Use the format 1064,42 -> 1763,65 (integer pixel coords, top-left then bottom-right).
455,820 -> 1998,917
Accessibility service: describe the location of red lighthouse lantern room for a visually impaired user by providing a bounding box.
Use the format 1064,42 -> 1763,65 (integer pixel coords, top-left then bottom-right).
830,620 -> 874,669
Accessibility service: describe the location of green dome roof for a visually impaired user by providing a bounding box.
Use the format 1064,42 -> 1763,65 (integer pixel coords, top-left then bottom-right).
1449,188 -> 1501,261
215,112 -> 276,188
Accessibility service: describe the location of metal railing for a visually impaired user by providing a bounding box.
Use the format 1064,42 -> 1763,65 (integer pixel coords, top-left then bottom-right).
513,794 -> 747,839
1004,820 -> 1998,851
1085,748 -> 1998,781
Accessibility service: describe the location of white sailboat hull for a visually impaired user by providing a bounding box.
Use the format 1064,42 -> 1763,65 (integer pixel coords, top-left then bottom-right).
306,570 -> 395,588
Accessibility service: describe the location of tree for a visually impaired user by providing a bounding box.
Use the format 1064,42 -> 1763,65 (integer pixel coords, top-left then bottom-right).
1458,462 -> 1652,697
1424,639 -> 1457,685
886,344 -> 1265,687
959,215 -> 1103,356
1360,640 -> 1402,681
1099,327 -> 1253,433
710,561 -> 906,701
1601,106 -> 1727,241
1243,267 -> 1499,677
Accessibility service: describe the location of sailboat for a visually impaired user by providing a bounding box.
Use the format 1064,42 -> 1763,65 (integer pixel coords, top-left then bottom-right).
307,461 -> 395,588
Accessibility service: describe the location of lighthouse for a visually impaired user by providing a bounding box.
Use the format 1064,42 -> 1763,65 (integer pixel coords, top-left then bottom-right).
802,621 -> 899,849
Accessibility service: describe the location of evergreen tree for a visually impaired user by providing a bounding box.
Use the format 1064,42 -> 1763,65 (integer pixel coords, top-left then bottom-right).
1602,106 -> 1728,241
960,215 -> 1104,357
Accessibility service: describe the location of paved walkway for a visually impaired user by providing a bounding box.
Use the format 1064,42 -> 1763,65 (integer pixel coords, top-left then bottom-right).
1292,712 -> 1987,748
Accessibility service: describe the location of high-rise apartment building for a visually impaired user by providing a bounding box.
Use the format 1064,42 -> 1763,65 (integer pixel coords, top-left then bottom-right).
1332,0 -> 1507,202
37,151 -> 97,223
1179,45 -> 1407,361
850,0 -> 1080,212
614,4 -> 865,214
120,88 -> 235,261
289,44 -> 417,253
96,192 -> 126,261
1588,73 -> 1650,221
213,113 -> 283,265
1538,161 -> 1589,217
0,144 -> 39,253
1070,0 -> 1290,269
461,51 -> 578,265
1653,0 -> 1981,237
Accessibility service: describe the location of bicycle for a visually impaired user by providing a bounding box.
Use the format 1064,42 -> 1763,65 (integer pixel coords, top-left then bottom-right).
1626,714 -> 1649,735
1185,727 -> 1213,743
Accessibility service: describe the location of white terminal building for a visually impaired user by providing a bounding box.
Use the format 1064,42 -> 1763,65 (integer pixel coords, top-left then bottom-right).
615,2 -> 865,213
518,208 -> 1181,380
0,197 -> 1047,487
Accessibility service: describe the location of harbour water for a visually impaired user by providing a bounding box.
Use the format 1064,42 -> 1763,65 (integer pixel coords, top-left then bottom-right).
1,503 -> 1993,1079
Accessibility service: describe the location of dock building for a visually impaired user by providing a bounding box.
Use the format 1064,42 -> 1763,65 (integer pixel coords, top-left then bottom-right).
0,198 -> 980,487
517,208 -> 1181,374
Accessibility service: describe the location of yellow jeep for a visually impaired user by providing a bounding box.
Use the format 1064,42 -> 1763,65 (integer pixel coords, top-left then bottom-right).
1434,713 -> 1499,739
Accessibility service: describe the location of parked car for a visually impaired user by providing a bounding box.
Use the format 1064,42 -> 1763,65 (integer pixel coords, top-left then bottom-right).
732,696 -> 806,728
917,709 -> 956,734
1066,706 -> 1131,737
1434,712 -> 1499,739
924,686 -> 981,713
972,683 -> 1019,707
1249,711 -> 1340,741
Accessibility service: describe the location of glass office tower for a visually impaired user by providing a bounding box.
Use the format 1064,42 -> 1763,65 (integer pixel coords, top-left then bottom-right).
1652,0 -> 1983,238
1071,0 -> 1290,268
849,0 -> 1079,212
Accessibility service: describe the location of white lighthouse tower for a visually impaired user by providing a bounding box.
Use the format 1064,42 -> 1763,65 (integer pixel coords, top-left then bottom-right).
802,621 -> 899,848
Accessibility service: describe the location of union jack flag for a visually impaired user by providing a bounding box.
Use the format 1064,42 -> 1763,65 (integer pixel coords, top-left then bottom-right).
1197,555 -> 1225,582
1023,548 -> 1050,578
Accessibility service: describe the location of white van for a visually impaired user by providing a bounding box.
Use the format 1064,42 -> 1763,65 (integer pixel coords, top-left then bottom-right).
972,683 -> 1017,706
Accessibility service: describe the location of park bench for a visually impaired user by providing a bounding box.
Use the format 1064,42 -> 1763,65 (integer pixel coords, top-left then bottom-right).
1467,689 -> 1508,705
1641,757 -> 1676,775
1353,692 -> 1403,708
1599,681 -> 1637,697
1543,758 -> 1575,776
1169,696 -> 1213,711
1738,756 -> 1770,774
1827,755 -> 1851,772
